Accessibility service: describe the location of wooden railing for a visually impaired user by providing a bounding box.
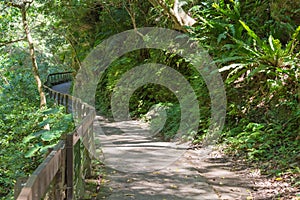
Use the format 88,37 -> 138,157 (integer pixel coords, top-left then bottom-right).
45,72 -> 73,87
15,72 -> 96,200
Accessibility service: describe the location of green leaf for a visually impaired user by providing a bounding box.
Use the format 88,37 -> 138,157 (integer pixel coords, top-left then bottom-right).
239,20 -> 262,46
217,31 -> 227,43
39,143 -> 57,153
219,63 -> 245,72
285,25 -> 300,54
22,130 -> 47,143
41,130 -> 62,142
25,145 -> 41,158
38,118 -> 51,128
42,107 -> 59,115
231,37 -> 261,57
269,35 -> 275,51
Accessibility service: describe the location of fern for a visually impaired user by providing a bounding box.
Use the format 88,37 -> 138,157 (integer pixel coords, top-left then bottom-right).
286,25 -> 300,54
239,20 -> 262,46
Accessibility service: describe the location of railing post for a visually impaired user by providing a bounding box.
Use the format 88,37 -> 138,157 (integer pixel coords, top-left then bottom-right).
53,92 -> 57,104
65,95 -> 69,113
58,93 -> 61,105
66,134 -> 73,200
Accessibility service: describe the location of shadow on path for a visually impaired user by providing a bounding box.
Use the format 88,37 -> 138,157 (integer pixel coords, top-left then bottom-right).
51,82 -> 298,200
50,82 -> 254,199
93,116 -> 254,200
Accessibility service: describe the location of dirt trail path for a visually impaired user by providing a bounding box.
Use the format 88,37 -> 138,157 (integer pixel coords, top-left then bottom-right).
93,117 -> 253,200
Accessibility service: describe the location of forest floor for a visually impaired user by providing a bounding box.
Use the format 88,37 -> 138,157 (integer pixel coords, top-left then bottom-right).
52,82 -> 300,200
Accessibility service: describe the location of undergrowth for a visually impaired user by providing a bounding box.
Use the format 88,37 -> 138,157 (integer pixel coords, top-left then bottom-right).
0,68 -> 74,199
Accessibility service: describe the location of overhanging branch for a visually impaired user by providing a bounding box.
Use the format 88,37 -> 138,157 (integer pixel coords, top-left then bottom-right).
3,0 -> 33,9
0,37 -> 26,47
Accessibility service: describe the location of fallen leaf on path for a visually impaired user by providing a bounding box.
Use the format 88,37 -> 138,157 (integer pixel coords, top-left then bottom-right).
169,184 -> 178,189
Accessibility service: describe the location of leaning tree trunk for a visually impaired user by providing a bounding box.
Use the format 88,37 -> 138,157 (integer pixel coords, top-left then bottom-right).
20,4 -> 47,109
148,0 -> 196,32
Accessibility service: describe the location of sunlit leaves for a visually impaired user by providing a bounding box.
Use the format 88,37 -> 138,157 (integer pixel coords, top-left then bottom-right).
239,20 -> 262,46
22,108 -> 73,157
0,64 -> 73,198
0,2 -> 23,44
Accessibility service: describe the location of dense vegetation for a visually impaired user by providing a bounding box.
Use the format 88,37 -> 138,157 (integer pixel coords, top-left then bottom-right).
0,0 -> 299,199
0,1 -> 74,198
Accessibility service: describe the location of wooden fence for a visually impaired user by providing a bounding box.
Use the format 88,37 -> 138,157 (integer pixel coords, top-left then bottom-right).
15,72 -> 96,200
45,72 -> 73,87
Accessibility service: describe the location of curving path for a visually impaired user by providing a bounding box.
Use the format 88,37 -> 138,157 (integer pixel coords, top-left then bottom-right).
93,118 -> 253,200
51,82 -> 72,94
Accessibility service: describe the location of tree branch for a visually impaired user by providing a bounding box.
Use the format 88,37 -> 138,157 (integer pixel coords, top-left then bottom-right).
0,37 -> 26,47
124,1 -> 137,30
124,0 -> 144,37
3,0 -> 33,9
3,0 -> 23,9
148,0 -> 196,31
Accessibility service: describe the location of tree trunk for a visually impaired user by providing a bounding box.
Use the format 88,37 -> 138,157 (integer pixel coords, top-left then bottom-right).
20,4 -> 47,109
148,0 -> 196,31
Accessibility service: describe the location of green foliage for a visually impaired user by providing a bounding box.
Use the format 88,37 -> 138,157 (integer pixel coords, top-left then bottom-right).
146,103 -> 181,141
0,3 -> 22,44
220,22 -> 299,176
1,1 -> 300,198
22,107 -> 74,158
95,48 -> 211,141
0,92 -> 73,199
96,56 -> 138,116
0,62 -> 74,198
184,0 -> 300,177
0,1 -> 72,195
189,0 -> 243,53
224,118 -> 300,174
218,23 -> 300,85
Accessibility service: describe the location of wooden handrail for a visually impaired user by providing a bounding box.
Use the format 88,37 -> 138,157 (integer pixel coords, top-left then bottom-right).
45,71 -> 74,87
15,72 -> 96,200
